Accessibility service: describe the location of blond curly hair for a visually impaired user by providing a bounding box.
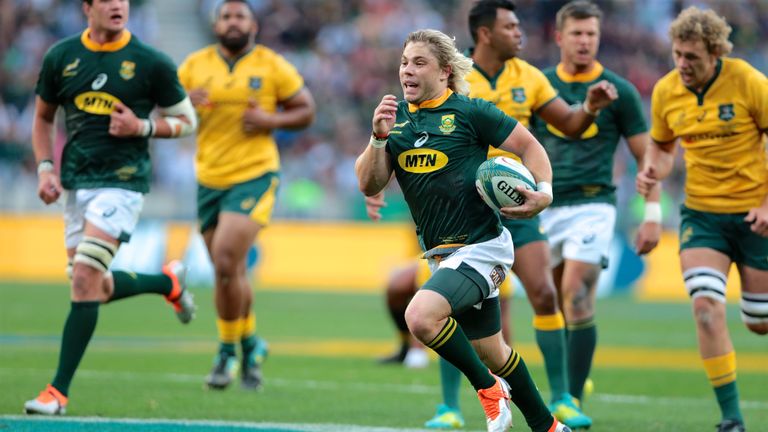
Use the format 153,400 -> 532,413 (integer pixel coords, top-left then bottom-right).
403,29 -> 473,96
669,6 -> 733,56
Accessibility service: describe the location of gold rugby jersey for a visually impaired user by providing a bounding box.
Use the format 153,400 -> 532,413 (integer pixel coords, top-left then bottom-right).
650,58 -> 768,213
178,45 -> 304,187
466,57 -> 558,159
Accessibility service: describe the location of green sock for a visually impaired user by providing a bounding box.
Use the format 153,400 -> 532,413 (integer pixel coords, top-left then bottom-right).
108,270 -> 172,302
241,335 -> 258,366
568,318 -> 597,400
51,301 -> 99,396
438,357 -> 462,410
426,317 -> 494,390
495,350 -> 553,432
535,327 -> 568,401
219,342 -> 237,358
714,381 -> 743,422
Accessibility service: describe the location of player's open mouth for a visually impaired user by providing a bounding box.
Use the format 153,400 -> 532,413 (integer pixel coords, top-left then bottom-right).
110,14 -> 123,22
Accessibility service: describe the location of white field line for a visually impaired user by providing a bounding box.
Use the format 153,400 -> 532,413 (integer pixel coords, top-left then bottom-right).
2,367 -> 767,410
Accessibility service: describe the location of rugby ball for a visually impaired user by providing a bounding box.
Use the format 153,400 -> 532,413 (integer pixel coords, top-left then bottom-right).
475,156 -> 536,211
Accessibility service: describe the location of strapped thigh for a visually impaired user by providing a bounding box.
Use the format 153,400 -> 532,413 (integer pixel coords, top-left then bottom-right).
74,236 -> 117,273
683,266 -> 727,303
740,292 -> 768,325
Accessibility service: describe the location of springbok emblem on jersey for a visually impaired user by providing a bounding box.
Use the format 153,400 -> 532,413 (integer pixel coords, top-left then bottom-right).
438,114 -> 456,134
120,61 -> 135,80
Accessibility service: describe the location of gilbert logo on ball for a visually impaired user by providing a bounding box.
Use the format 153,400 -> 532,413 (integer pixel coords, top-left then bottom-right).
475,156 -> 535,211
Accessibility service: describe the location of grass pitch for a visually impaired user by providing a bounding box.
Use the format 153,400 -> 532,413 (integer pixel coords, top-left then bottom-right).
1,281 -> 766,431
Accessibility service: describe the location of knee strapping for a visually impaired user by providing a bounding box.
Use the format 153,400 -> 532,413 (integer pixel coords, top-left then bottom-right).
74,236 -> 117,273
740,292 -> 768,325
684,267 -> 727,303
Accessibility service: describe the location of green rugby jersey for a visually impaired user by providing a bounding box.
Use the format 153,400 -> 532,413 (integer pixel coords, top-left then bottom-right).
531,62 -> 647,207
386,90 -> 517,251
36,30 -> 187,193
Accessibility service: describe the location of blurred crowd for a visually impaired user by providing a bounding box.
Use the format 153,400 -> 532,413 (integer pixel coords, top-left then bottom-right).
1,0 -> 767,227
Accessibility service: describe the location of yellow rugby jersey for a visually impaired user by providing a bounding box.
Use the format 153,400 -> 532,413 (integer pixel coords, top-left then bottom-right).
650,58 -> 768,213
466,57 -> 558,159
178,45 -> 304,187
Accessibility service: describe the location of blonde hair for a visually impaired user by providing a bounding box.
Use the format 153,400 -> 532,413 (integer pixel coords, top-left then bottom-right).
669,6 -> 732,56
404,29 -> 473,96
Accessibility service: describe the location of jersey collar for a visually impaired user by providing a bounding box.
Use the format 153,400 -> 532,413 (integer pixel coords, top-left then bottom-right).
685,58 -> 722,106
408,89 -> 453,113
556,61 -> 604,83
81,29 -> 131,52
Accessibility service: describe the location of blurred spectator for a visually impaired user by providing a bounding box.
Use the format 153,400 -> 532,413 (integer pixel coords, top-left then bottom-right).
2,0 -> 766,224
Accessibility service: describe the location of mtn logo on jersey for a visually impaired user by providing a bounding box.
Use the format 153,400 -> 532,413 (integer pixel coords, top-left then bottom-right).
120,61 -> 135,80
74,91 -> 123,115
398,149 -> 448,173
438,114 -> 456,134
547,122 -> 598,139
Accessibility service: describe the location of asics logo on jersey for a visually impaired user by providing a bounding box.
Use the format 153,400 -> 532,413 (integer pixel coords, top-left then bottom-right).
91,73 -> 108,90
102,207 -> 117,218
414,131 -> 429,148
696,110 -> 707,122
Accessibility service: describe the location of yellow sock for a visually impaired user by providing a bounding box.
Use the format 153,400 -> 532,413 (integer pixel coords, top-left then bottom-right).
703,351 -> 737,387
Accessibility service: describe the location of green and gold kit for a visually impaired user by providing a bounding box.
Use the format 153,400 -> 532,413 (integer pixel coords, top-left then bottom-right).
531,62 -> 647,207
36,30 -> 187,193
386,90 -> 517,251
650,58 -> 768,213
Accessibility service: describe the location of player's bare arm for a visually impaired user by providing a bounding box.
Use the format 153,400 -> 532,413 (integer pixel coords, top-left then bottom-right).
109,97 -> 198,138
242,87 -> 315,133
537,80 -> 618,138
636,138 -> 676,197
31,97 -> 62,205
626,132 -> 662,254
497,122 -> 553,219
356,95 -> 397,196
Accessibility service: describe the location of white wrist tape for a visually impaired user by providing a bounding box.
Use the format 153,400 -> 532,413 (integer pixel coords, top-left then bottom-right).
37,160 -> 54,175
536,181 -> 553,199
644,202 -> 662,223
138,119 -> 155,137
369,136 -> 387,149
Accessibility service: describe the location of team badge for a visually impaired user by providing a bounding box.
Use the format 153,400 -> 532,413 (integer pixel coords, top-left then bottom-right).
438,114 -> 456,134
489,265 -> 506,288
680,226 -> 693,244
119,61 -> 135,80
511,87 -> 526,103
249,77 -> 262,89
718,103 -> 734,121
63,58 -> 80,77
241,197 -> 257,210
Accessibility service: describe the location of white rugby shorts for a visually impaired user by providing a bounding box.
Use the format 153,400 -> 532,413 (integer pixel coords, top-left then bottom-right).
540,203 -> 616,267
64,188 -> 144,249
427,227 -> 514,300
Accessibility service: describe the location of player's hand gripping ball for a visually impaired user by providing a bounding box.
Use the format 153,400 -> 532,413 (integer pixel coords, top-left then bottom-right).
475,156 -> 536,211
